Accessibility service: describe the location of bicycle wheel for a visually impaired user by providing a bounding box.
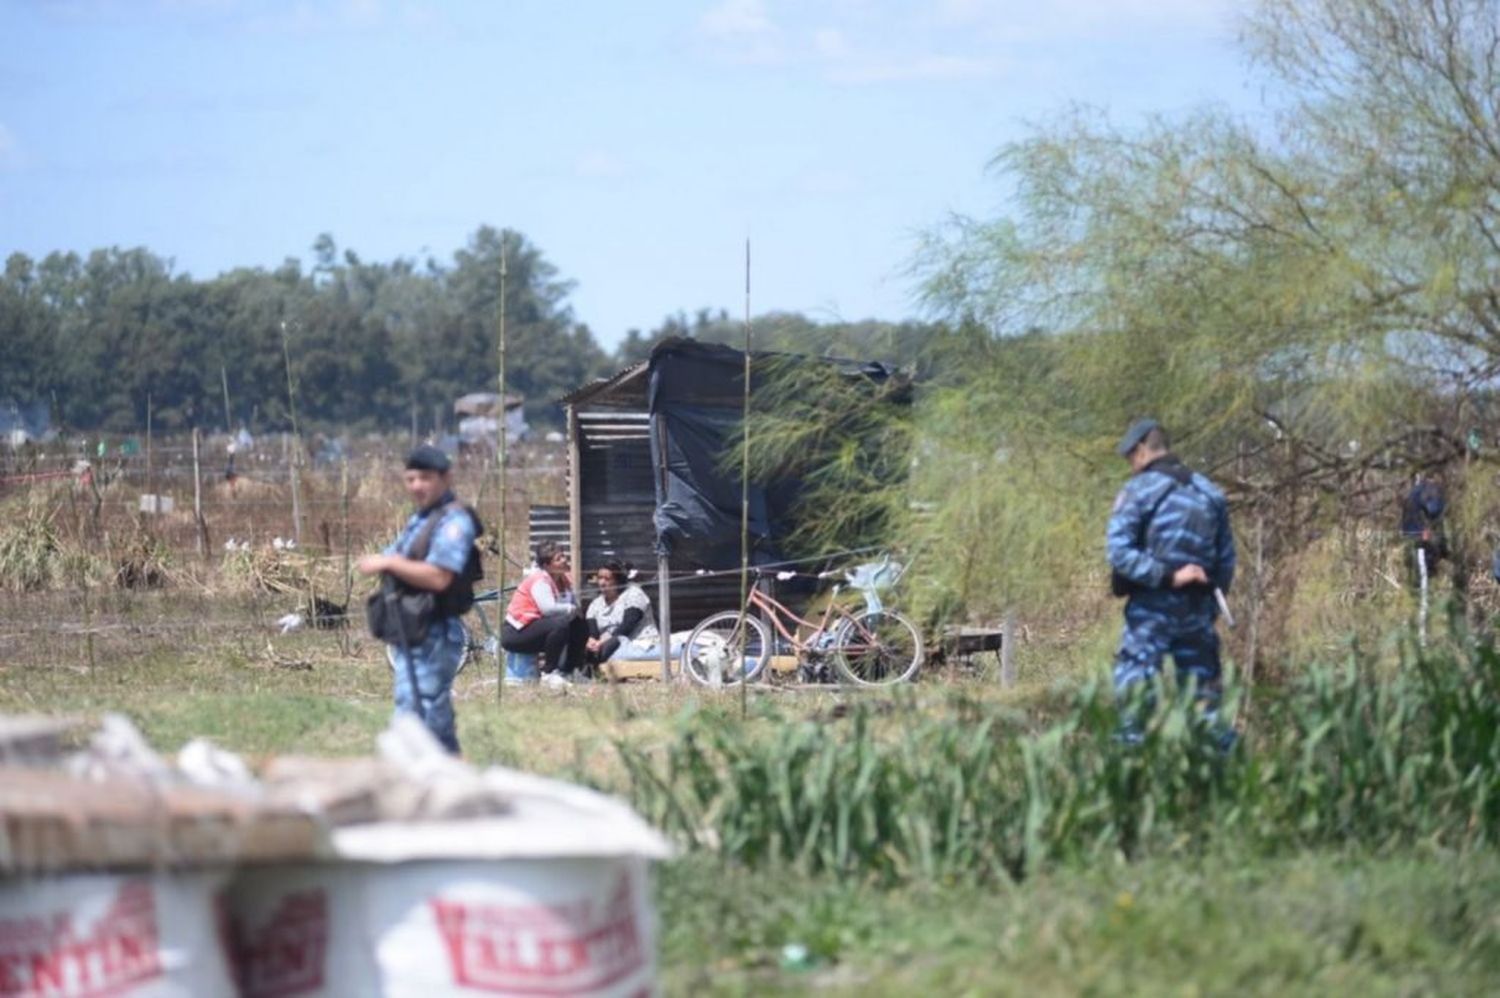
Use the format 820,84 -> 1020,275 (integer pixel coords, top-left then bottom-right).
833,609 -> 924,685
681,611 -> 772,687
456,614 -> 499,678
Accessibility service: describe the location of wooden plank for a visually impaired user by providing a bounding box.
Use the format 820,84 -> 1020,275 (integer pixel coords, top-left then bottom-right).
604,655 -> 798,681
567,404 -> 582,568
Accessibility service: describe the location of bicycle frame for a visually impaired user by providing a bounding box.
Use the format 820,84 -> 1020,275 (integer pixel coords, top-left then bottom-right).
738,580 -> 875,664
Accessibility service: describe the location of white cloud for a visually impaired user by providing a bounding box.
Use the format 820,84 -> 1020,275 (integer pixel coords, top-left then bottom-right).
812,27 -> 850,60
807,22 -> 998,86
697,0 -> 783,64
699,0 -> 772,38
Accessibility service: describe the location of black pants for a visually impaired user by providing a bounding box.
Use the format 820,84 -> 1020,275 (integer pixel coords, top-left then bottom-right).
502,615 -> 588,675
587,635 -> 622,667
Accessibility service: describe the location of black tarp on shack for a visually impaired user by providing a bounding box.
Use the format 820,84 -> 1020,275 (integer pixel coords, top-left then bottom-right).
648,337 -> 904,569
561,337 -> 906,638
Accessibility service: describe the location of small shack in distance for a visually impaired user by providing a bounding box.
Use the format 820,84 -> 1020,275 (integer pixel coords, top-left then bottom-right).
560,337 -> 909,674
560,346 -> 744,637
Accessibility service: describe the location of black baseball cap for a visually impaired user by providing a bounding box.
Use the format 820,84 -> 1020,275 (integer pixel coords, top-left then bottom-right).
1116,419 -> 1161,457
405,444 -> 451,473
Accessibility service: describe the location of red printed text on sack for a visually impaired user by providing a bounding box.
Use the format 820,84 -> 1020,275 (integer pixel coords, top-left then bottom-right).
431,873 -> 645,995
0,879 -> 162,997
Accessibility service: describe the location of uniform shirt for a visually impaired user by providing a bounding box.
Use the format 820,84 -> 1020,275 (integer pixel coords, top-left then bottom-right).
385,493 -> 477,580
384,494 -> 477,641
1107,456 -> 1235,595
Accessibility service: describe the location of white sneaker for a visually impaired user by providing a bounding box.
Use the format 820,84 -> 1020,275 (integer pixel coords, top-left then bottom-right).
540,672 -> 572,690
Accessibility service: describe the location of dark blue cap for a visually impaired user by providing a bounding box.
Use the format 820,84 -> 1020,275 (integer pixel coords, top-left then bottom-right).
1116,419 -> 1161,457
405,444 -> 451,472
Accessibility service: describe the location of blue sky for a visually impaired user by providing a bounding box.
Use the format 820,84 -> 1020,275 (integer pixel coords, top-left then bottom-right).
1,0 -> 1262,347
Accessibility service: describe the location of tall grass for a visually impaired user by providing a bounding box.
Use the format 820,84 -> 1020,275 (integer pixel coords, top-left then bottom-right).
617,633 -> 1500,883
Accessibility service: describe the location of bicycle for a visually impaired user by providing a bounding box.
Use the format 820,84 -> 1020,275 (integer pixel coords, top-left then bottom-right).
456,587 -> 505,677
680,555 -> 924,687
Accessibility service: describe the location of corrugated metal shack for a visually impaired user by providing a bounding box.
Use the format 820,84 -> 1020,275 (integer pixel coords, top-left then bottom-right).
561,338 -> 908,682
559,352 -> 745,640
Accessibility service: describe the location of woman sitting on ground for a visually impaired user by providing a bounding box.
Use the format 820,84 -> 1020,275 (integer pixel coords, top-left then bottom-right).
501,541 -> 588,680
585,561 -> 659,667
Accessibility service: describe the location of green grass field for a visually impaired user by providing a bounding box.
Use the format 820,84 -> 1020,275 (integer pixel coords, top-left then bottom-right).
3,608 -> 1499,995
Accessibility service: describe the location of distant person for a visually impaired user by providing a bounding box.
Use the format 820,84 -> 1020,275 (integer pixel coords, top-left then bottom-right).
1400,471 -> 1447,582
357,445 -> 482,754
585,561 -> 659,668
501,541 -> 588,686
1107,419 -> 1237,746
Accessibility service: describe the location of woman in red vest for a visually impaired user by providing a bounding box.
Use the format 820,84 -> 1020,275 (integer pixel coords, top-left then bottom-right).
501,541 -> 589,683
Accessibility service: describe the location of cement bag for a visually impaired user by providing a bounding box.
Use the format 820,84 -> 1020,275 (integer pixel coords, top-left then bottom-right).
226,857 -> 655,997
0,871 -> 235,997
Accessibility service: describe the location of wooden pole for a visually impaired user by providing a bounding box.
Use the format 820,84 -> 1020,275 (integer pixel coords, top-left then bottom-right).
191,427 -> 205,556
739,239 -> 752,717
341,458 -> 353,656
1000,609 -> 1017,688
144,392 -> 153,509
496,244 -> 509,700
221,365 -> 233,433
567,406 -> 581,573
1245,507 -> 1265,718
655,416 -> 673,683
280,321 -> 303,545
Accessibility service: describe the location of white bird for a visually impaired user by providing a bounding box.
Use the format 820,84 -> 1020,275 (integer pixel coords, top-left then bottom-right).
272,537 -> 286,551
276,613 -> 304,634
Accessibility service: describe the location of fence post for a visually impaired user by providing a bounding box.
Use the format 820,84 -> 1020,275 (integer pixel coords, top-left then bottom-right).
191,428 -> 206,557
341,459 -> 353,656
144,393 -> 153,514
1000,610 -> 1017,688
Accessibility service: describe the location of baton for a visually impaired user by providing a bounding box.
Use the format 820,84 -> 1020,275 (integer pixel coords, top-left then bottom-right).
1214,587 -> 1236,629
386,577 -> 427,722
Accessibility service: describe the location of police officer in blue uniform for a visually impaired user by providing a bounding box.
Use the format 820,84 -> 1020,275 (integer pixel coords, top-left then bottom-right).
1107,420 -> 1236,743
358,445 -> 478,755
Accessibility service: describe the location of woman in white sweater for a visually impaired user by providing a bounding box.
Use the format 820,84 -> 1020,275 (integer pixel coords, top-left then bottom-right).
584,561 -> 659,665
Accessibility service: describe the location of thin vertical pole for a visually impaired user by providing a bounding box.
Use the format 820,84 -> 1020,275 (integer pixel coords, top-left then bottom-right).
1418,546 -> 1429,649
1000,609 -> 1017,688
496,243 -> 509,700
656,415 -> 673,684
1245,507 -> 1265,720
221,365 -> 233,433
341,458 -> 353,656
280,321 -> 303,545
144,392 -> 153,508
192,427 -> 205,556
739,239 -> 751,718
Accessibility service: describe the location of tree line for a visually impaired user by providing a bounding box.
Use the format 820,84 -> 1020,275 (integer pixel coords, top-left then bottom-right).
0,226 -> 940,435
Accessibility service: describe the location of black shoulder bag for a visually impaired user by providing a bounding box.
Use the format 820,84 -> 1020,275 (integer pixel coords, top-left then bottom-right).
365,501 -> 466,645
